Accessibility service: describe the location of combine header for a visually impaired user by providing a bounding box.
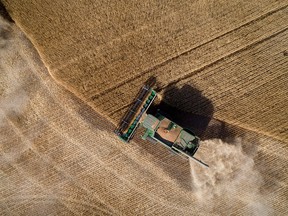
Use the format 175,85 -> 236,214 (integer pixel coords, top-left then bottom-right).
115,85 -> 209,167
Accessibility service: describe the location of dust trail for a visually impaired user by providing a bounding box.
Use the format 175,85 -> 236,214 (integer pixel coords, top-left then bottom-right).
190,138 -> 273,216
0,16 -> 29,124
0,16 -> 30,166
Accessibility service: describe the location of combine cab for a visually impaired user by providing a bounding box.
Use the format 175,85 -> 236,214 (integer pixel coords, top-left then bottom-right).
115,85 -> 208,167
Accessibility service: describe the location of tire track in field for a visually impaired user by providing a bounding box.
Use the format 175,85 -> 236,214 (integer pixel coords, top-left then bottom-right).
93,6 -> 287,125
91,4 -> 288,100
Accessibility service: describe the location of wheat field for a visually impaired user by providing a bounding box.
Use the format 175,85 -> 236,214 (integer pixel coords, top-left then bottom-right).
0,0 -> 287,215
3,0 -> 288,141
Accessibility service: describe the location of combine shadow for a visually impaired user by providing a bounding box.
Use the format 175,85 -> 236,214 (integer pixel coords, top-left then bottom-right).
0,1 -> 14,23
0,1 -> 13,49
149,84 -> 214,139
134,83 -> 242,191
150,83 -> 241,142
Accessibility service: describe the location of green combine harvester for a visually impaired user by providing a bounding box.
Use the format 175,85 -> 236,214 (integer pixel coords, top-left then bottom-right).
115,85 -> 209,167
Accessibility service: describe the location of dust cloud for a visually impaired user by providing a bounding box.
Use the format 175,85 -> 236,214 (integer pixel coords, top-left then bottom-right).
0,17 -> 29,125
190,138 -> 272,216
0,90 -> 28,122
